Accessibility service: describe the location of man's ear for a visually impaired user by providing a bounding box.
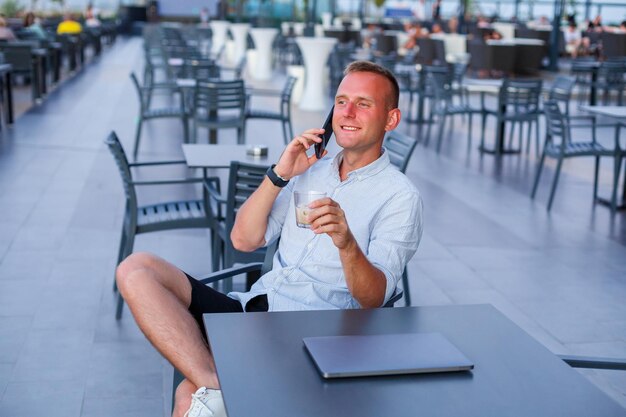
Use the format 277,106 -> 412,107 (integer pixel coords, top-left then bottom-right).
384,108 -> 401,131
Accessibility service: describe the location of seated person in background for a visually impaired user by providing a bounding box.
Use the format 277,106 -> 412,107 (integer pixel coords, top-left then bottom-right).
620,20 -> 626,32
116,61 -> 423,417
84,3 -> 101,28
447,16 -> 459,34
483,28 -> 502,41
361,22 -> 381,49
0,16 -> 16,41
403,21 -> 427,50
23,12 -> 48,40
564,21 -> 588,57
56,13 -> 82,35
430,22 -> 444,35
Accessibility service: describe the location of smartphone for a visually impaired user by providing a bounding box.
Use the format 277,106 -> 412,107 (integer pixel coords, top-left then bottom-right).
314,106 -> 334,159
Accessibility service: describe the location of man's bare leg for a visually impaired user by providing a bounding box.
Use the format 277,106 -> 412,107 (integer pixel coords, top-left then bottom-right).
116,252 -> 220,397
173,379 -> 198,417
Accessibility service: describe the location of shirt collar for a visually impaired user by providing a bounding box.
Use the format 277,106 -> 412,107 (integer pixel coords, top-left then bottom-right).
330,147 -> 390,181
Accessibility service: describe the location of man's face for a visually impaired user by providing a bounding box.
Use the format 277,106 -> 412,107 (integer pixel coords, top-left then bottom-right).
332,72 -> 399,156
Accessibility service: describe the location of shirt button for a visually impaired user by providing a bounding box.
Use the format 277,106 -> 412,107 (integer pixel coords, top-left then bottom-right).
307,242 -> 314,250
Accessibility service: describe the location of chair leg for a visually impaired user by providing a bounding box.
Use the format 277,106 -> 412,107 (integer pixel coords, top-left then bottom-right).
610,155 -> 623,213
133,118 -> 144,161
535,118 -> 541,157
182,116 -> 189,144
113,228 -> 128,292
237,127 -> 244,144
115,292 -> 125,320
480,112 -> 487,151
436,114 -> 446,153
531,150 -> 547,199
593,155 -> 600,200
424,112 -> 434,147
547,158 -> 564,211
402,269 -> 411,307
467,114 -> 473,152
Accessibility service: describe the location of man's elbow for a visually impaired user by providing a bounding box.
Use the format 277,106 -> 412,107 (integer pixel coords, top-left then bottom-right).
230,229 -> 263,252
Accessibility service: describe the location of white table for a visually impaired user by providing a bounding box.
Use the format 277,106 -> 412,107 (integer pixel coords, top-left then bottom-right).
249,28 -> 278,81
295,36 -> 337,111
580,105 -> 626,120
210,20 -> 230,55
229,23 -> 250,65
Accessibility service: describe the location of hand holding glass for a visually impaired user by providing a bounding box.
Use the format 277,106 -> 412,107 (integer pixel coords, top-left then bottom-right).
294,191 -> 327,228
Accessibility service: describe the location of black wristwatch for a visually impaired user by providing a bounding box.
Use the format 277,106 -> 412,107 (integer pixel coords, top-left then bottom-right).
266,164 -> 289,188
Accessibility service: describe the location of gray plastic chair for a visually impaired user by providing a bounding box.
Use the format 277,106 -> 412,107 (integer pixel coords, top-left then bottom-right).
531,99 -> 623,212
245,76 -> 297,145
204,161 -> 269,292
192,79 -> 247,144
383,130 -> 418,306
481,78 -> 543,156
106,131 -> 218,319
130,72 -> 189,160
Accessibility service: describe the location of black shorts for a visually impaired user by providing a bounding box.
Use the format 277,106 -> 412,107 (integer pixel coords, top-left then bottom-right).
185,273 -> 268,341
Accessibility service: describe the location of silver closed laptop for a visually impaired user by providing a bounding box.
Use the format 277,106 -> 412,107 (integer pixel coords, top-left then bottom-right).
303,332 -> 474,379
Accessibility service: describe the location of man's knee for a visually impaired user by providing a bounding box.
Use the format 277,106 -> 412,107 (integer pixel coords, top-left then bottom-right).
116,252 -> 161,296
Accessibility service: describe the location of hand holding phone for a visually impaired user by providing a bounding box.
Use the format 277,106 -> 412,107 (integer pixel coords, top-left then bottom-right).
314,106 -> 334,159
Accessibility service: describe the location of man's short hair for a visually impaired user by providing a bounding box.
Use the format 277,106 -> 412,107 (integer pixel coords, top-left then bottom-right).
343,61 -> 400,110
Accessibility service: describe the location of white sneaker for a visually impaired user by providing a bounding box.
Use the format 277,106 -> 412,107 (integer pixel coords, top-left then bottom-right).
184,387 -> 226,417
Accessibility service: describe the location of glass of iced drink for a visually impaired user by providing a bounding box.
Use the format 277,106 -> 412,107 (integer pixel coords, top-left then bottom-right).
294,191 -> 327,228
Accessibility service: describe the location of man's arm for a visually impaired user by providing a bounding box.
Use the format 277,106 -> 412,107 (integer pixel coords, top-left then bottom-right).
307,199 -> 386,308
231,128 -> 327,252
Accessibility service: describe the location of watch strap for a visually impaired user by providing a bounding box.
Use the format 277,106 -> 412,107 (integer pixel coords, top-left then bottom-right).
266,164 -> 289,188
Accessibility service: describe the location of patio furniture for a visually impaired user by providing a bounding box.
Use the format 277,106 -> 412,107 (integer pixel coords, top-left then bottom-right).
480,78 -> 542,155
531,99 -> 623,212
105,131 -> 218,319
130,72 -> 189,160
204,161 -> 269,291
245,76 -> 297,145
192,79 -> 247,144
425,71 -> 479,152
384,130 -> 418,306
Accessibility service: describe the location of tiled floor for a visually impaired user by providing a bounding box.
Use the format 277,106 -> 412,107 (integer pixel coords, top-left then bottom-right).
0,36 -> 625,416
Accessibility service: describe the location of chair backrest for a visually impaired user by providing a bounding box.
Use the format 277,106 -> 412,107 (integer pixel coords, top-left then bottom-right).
104,131 -> 138,212
224,161 -> 270,266
186,58 -> 221,80
426,71 -> 451,112
499,78 -> 542,112
194,79 -> 246,115
129,72 -> 146,110
384,131 -> 418,173
547,76 -> 575,115
570,58 -> 596,81
280,75 -> 298,116
542,98 -> 568,149
597,60 -> 626,84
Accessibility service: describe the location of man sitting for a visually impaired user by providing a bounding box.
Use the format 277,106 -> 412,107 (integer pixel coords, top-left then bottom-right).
116,61 -> 424,417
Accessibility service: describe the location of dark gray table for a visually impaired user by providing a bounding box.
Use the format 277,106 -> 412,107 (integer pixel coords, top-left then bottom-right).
204,304 -> 625,417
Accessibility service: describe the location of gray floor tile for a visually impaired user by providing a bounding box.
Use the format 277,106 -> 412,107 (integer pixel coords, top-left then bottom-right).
0,380 -> 84,417
0,317 -> 32,364
10,329 -> 93,383
0,363 -> 12,401
81,396 -> 163,417
85,342 -> 163,399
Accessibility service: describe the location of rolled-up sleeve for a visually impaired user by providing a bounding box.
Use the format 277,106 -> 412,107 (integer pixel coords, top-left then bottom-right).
263,181 -> 295,246
367,188 -> 424,305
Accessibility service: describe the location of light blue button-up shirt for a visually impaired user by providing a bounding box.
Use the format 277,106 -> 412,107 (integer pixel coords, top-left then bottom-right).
228,149 -> 423,311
